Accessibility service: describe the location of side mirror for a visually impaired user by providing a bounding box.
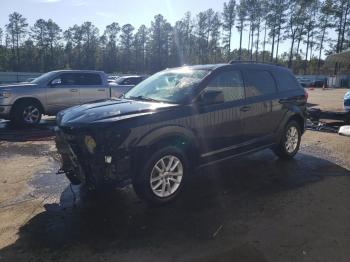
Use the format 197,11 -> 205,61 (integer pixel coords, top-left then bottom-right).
199,90 -> 224,106
50,78 -> 62,86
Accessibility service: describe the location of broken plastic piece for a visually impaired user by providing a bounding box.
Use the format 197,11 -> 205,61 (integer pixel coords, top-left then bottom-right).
339,126 -> 350,136
105,156 -> 112,164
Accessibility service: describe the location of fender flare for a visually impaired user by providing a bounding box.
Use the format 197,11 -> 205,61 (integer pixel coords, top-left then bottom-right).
136,125 -> 199,149
11,97 -> 45,115
274,107 -> 306,142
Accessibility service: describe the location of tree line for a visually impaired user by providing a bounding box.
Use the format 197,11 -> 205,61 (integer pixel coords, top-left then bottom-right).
0,0 -> 349,75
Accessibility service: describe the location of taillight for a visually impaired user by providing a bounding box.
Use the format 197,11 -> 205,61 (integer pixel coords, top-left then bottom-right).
304,89 -> 308,101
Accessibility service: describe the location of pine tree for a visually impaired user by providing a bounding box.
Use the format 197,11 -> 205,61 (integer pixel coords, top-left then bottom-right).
222,0 -> 236,58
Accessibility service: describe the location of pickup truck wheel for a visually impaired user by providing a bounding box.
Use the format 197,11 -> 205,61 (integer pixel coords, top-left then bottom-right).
12,101 -> 42,126
273,120 -> 301,160
132,146 -> 188,205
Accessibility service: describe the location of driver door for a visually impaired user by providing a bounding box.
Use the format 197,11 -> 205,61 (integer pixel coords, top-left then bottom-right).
193,69 -> 246,160
46,73 -> 81,114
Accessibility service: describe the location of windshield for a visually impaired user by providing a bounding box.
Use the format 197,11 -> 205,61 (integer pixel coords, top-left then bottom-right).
31,71 -> 57,84
124,68 -> 209,104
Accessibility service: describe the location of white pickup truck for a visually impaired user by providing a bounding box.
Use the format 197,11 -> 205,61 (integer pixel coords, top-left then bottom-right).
0,70 -> 145,126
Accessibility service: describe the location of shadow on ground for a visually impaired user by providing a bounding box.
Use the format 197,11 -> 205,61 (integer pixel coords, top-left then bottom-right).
306,102 -> 318,108
0,117 -> 56,142
1,150 -> 349,261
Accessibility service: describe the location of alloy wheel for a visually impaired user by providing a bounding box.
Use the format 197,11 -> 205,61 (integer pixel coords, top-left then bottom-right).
23,105 -> 41,124
285,126 -> 299,154
150,155 -> 183,198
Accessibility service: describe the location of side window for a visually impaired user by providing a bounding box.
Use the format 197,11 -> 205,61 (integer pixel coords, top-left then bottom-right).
128,78 -> 137,85
126,78 -> 142,85
204,70 -> 245,102
133,77 -> 143,85
77,73 -> 102,85
51,73 -> 102,86
273,70 -> 301,91
244,70 -> 277,98
53,73 -> 79,86
122,78 -> 132,85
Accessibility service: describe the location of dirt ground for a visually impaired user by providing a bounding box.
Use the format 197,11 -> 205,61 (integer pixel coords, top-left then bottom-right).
306,88 -> 348,112
0,89 -> 349,262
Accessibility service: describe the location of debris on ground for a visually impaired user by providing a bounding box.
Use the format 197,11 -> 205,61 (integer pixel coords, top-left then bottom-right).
306,107 -> 350,134
307,108 -> 350,125
339,126 -> 350,137
212,225 -> 223,238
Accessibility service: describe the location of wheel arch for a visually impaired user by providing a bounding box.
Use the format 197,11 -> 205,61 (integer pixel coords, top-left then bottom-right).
274,110 -> 306,144
10,97 -> 45,116
133,125 -> 200,171
288,114 -> 305,134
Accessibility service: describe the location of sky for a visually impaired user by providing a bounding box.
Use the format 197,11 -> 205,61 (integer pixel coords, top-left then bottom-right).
0,0 -> 330,58
1,0 -> 225,30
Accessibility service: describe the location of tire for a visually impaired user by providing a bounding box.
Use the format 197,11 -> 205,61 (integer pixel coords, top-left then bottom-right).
273,120 -> 302,160
132,146 -> 189,205
11,101 -> 42,126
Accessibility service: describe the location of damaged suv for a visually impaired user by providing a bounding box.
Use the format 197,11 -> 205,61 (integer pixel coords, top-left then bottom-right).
55,62 -> 307,204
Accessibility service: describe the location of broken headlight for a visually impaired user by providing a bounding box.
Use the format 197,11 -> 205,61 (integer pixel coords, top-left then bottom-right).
84,135 -> 96,154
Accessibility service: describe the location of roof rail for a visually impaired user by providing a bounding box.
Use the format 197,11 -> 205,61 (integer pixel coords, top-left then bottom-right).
228,60 -> 281,66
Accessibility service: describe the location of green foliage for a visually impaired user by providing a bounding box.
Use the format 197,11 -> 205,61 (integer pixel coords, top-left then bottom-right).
0,0 -> 349,74
222,0 -> 236,56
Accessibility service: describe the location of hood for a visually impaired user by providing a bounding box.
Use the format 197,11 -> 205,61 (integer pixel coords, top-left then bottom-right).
0,83 -> 37,89
57,99 -> 177,127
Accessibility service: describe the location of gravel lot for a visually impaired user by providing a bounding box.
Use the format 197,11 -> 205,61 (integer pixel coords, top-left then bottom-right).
0,88 -> 349,262
306,88 -> 348,112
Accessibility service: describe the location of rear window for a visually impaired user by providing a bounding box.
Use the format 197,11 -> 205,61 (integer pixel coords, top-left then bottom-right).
273,70 -> 300,91
243,70 -> 277,98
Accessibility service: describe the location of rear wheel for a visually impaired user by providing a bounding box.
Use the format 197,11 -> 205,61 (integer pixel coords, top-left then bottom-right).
132,146 -> 188,205
273,120 -> 301,160
11,101 -> 42,126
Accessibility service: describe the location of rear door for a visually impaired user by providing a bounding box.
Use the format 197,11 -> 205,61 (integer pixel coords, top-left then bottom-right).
270,69 -> 307,126
46,73 -> 81,113
78,73 -> 109,103
241,69 -> 277,143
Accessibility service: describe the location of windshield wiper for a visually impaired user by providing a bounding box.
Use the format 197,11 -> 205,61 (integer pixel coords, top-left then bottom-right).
128,96 -> 159,102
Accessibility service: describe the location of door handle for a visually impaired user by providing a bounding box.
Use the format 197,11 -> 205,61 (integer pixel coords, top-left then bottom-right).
97,89 -> 106,91
240,106 -> 251,112
70,88 -> 78,92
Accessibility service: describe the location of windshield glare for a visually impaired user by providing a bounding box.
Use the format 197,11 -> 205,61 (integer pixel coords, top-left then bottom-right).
124,68 -> 209,104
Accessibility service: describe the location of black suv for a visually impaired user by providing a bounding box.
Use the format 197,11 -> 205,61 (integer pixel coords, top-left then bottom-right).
56,62 -> 307,204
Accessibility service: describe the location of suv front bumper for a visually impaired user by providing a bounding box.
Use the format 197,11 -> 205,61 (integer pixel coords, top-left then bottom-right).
55,129 -> 132,188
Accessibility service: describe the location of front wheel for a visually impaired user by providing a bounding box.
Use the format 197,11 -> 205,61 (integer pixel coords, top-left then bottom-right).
273,120 -> 302,160
132,146 -> 188,205
11,101 -> 42,126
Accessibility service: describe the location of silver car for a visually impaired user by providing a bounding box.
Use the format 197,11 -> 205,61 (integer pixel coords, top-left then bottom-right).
111,76 -> 147,97
0,70 -> 112,126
